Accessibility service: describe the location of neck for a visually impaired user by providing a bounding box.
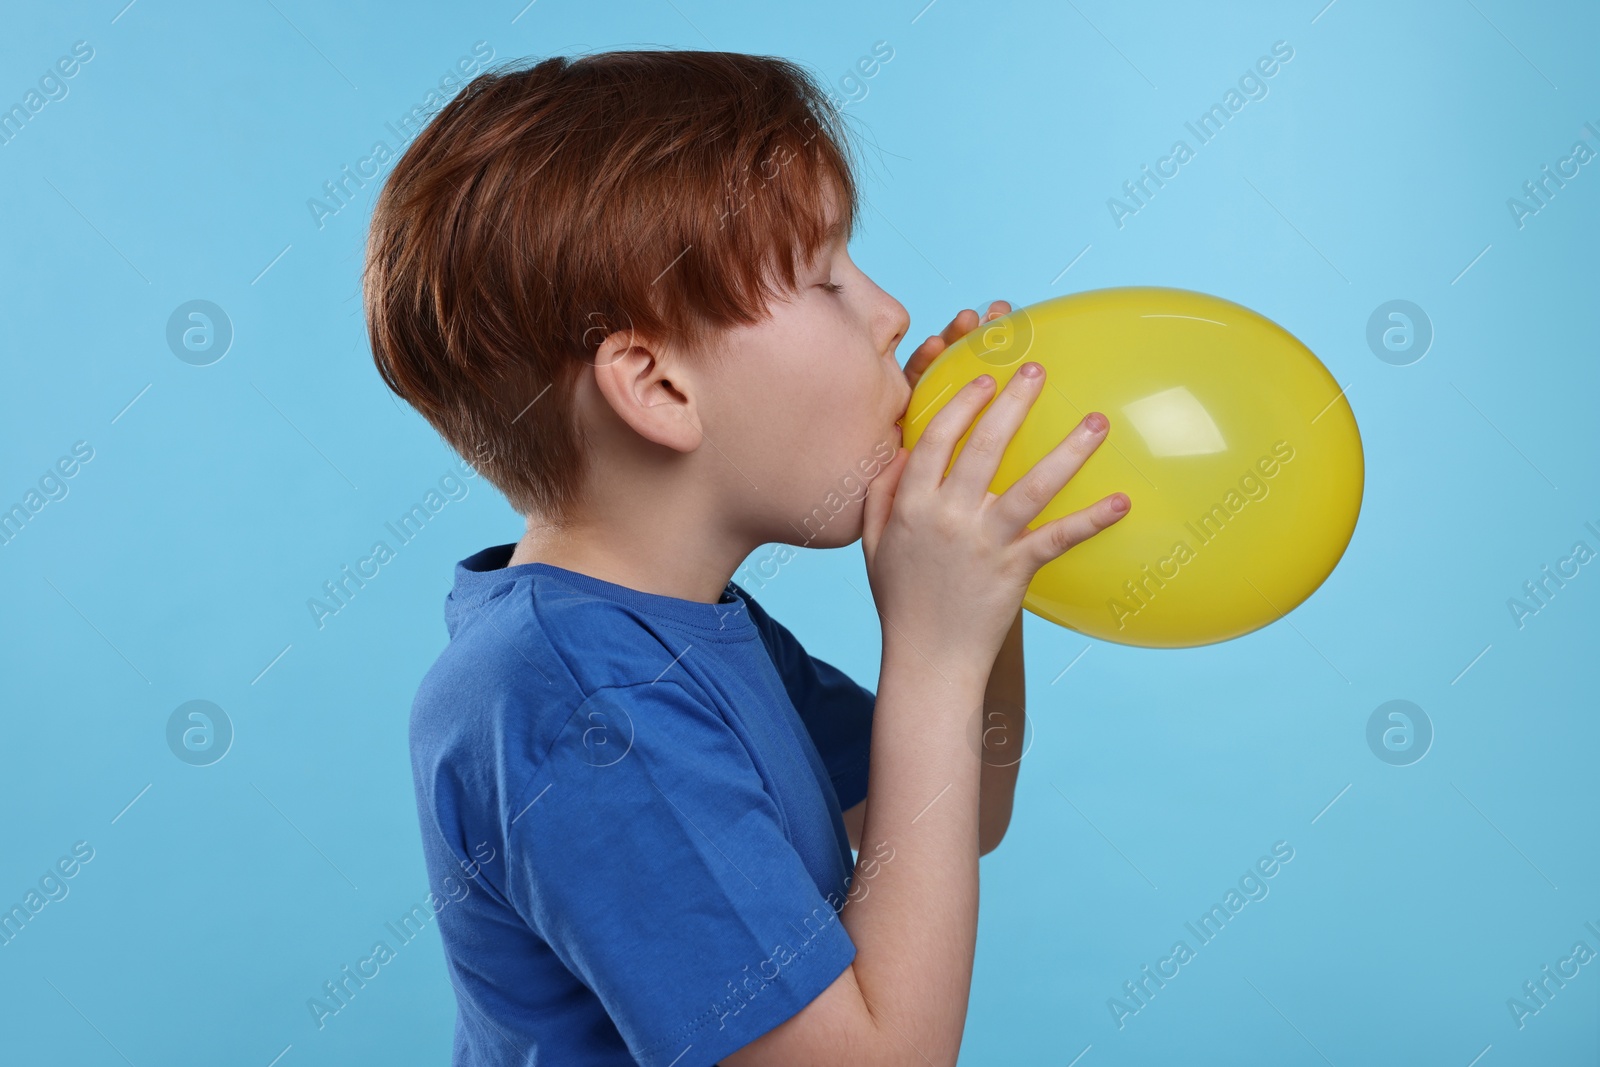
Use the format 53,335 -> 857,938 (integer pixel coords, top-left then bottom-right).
508,510 -> 751,605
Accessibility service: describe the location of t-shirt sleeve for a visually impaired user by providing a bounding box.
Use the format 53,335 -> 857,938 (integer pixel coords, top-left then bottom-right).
734,586 -> 875,813
503,679 -> 857,1067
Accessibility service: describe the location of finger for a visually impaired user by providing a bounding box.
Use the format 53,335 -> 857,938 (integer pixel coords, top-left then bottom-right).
907,304 -> 1016,389
988,410 -> 1112,539
902,333 -> 948,390
901,372 -> 999,495
1019,491 -> 1131,572
941,308 -> 980,345
942,361 -> 1049,505
861,444 -> 911,553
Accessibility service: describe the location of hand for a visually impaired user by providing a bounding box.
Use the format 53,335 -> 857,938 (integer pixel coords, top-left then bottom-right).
901,300 -> 1013,393
862,355 -> 1129,682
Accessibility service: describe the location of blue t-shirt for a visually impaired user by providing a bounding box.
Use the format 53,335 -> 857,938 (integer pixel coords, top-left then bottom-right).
408,543 -> 877,1066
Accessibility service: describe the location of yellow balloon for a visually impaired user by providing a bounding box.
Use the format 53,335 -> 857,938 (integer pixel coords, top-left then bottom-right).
901,287 -> 1364,649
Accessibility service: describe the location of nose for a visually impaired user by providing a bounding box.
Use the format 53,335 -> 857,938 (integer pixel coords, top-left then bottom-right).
884,297 -> 911,360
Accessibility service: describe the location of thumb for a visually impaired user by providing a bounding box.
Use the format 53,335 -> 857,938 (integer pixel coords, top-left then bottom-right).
861,445 -> 910,557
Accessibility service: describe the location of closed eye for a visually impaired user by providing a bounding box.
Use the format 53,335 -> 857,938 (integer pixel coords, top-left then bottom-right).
818,281 -> 844,294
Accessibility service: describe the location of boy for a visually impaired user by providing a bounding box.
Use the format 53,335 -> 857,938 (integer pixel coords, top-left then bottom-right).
364,48 -> 1127,1066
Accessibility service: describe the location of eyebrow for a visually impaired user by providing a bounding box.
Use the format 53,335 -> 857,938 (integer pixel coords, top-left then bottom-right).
801,216 -> 849,274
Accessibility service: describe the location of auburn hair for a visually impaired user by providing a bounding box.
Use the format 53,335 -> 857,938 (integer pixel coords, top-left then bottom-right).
363,49 -> 863,523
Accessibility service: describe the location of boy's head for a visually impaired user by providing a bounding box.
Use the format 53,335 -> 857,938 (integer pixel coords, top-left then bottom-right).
364,49 -> 912,552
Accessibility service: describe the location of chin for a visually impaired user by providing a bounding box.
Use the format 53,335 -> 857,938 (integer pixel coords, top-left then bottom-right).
816,511 -> 866,549
784,493 -> 866,550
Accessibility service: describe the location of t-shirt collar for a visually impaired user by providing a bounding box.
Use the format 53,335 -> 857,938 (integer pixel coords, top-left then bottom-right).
447,543 -> 756,639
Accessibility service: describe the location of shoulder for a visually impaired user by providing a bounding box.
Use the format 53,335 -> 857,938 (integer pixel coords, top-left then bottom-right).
410,576 -> 728,831
434,571 -> 719,701
727,579 -> 799,657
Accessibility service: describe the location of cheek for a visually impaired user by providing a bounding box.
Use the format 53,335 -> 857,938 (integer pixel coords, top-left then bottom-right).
728,377 -> 834,484
726,310 -> 886,489
763,394 -> 867,500
761,353 -> 852,440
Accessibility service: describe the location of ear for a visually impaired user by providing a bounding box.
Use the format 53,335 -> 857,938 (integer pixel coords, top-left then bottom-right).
588,328 -> 705,453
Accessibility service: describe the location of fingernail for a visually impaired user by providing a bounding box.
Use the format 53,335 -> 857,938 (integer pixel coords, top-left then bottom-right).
1085,412 -> 1107,432
1110,494 -> 1129,512
1019,362 -> 1042,378
974,374 -> 993,387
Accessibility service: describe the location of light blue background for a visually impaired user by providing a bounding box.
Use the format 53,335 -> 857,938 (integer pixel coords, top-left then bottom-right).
2,1 -> 1596,1064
